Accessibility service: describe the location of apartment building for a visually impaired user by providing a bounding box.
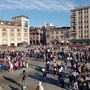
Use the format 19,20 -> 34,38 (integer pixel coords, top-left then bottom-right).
0,15 -> 30,46
29,27 -> 42,45
70,5 -> 90,45
46,25 -> 70,45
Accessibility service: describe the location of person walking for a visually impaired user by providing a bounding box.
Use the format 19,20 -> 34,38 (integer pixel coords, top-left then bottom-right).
72,70 -> 79,90
54,67 -> 57,76
78,76 -> 84,90
46,61 -> 50,72
36,82 -> 44,90
25,60 -> 29,68
22,75 -> 27,90
69,72 -> 74,89
60,71 -> 65,88
22,70 -> 27,76
9,61 -> 13,72
42,68 -> 47,80
22,69 -> 27,90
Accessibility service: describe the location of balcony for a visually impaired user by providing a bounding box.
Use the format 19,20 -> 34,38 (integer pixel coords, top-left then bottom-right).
70,30 -> 77,35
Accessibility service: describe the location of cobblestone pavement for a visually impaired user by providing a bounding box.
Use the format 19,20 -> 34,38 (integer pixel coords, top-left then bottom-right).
0,57 -> 77,90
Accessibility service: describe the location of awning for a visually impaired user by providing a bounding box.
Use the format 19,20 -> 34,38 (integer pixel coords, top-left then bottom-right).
61,41 -> 64,43
66,41 -> 69,43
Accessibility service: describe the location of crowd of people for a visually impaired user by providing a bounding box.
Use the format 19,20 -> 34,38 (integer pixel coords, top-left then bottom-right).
0,46 -> 90,90
0,50 -> 29,72
29,47 -> 90,90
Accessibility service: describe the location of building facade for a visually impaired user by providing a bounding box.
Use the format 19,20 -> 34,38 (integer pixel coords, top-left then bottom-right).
70,5 -> 90,45
46,25 -> 70,45
0,15 -> 30,46
29,27 -> 42,45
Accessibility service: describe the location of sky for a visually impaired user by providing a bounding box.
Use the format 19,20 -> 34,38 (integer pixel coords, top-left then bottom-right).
0,0 -> 90,27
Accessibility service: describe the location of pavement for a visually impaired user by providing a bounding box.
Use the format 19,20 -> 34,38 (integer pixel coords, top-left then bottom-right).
0,57 -> 83,90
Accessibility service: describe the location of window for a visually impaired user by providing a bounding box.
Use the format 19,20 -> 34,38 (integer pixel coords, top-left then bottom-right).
23,20 -> 28,27
17,33 -> 21,36
17,38 -> 21,40
85,30 -> 86,33
2,38 -> 7,41
3,29 -> 6,31
10,33 -> 14,36
56,36 -> 58,39
10,38 -> 14,41
48,32 -> 50,34
25,29 -> 27,32
81,21 -> 82,24
81,26 -> 82,29
30,37 -> 32,39
81,35 -> 83,38
84,10 -> 86,13
11,30 -> 14,31
61,36 -> 63,39
61,31 -> 63,34
51,31 -> 54,34
17,29 -> 20,32
52,36 -> 54,39
85,35 -> 86,38
25,21 -> 28,27
2,32 -> 6,36
84,26 -> 86,28
36,36 -> 39,39
24,38 -> 28,40
79,35 -> 81,38
24,33 -> 27,36
84,16 -> 86,19
56,31 -> 58,34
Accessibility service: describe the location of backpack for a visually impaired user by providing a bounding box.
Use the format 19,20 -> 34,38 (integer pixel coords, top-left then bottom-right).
23,75 -> 27,80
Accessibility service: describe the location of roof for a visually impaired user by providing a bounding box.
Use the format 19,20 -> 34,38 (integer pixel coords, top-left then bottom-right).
46,26 -> 70,31
71,5 -> 90,11
54,27 -> 70,29
30,27 -> 41,30
12,15 -> 29,19
0,20 -> 20,26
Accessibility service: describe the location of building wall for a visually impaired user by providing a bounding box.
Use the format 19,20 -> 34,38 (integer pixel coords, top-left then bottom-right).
70,6 -> 90,45
0,16 -> 30,46
46,27 -> 70,45
29,27 -> 41,45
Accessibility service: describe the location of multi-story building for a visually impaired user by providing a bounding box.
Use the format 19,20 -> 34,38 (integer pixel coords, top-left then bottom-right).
29,27 -> 42,45
46,25 -> 70,45
70,5 -> 90,45
0,15 -> 30,46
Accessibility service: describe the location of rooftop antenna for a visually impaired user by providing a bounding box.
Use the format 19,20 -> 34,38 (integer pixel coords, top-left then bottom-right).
45,22 -> 46,28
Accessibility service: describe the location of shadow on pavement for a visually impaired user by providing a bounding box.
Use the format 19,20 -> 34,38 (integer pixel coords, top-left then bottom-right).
28,73 -> 57,86
30,58 -> 45,62
3,76 -> 22,89
9,85 -> 19,90
28,72 -> 69,89
29,63 -> 43,72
